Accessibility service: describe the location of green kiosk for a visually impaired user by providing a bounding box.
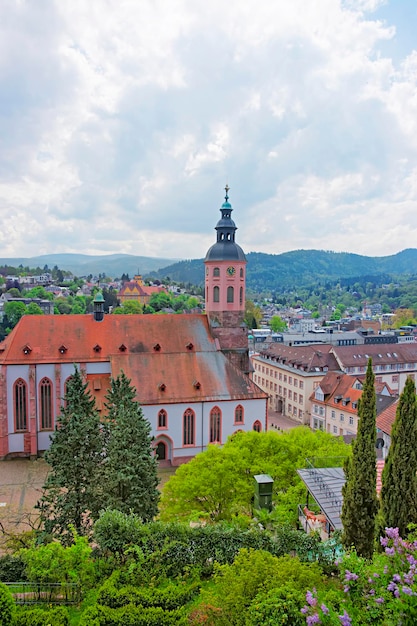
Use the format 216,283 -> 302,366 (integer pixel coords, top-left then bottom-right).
253,474 -> 274,512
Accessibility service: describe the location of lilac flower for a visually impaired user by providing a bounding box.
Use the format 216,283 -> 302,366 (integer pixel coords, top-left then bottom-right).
338,610 -> 352,626
320,604 -> 329,615
385,527 -> 400,540
375,597 -> 384,604
306,614 -> 321,625
301,606 -> 309,614
344,570 -> 359,581
402,586 -> 413,596
385,547 -> 395,556
306,590 -> 318,607
392,574 -> 401,583
380,537 -> 389,547
343,585 -> 349,593
387,581 -> 398,593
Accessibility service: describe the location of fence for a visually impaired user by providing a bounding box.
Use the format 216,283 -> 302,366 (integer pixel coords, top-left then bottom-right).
5,582 -> 81,605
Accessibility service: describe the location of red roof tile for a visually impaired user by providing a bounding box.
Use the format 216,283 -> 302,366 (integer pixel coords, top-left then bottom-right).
376,400 -> 399,436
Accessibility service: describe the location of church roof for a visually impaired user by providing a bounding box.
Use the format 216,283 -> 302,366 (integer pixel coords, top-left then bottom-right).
0,313 -> 266,404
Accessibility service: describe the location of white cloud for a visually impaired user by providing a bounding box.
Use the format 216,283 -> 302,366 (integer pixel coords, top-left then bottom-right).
0,0 -> 417,261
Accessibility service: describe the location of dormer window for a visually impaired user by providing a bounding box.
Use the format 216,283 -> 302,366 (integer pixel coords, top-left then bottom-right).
186,342 -> 194,351
193,380 -> 201,390
153,343 -> 161,352
334,395 -> 342,403
342,397 -> 350,406
158,383 -> 166,391
93,344 -> 102,353
58,345 -> 68,355
119,344 -> 127,352
22,345 -> 32,355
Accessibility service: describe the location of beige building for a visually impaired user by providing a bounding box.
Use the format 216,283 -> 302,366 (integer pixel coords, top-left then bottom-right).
251,345 -> 340,424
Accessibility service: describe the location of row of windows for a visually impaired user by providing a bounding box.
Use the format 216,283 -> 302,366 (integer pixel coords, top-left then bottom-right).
159,405 -> 246,446
15,378 -> 53,432
253,376 -> 304,403
208,267 -> 244,278
211,285 -> 243,304
254,364 -> 304,389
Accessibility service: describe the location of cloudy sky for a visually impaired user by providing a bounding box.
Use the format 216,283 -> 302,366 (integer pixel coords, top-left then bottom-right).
1,0 -> 417,261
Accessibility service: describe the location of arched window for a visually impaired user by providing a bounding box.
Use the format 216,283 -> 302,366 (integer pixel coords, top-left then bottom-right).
227,286 -> 234,303
234,405 -> 244,424
213,286 -> 220,303
14,379 -> 27,432
240,268 -> 244,278
209,407 -> 221,443
239,286 -> 243,305
213,267 -> 220,277
40,378 -> 53,430
253,420 -> 262,432
158,409 -> 167,429
183,408 -> 195,446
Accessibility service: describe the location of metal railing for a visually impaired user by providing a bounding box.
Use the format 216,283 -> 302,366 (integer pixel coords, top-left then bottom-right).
5,582 -> 81,605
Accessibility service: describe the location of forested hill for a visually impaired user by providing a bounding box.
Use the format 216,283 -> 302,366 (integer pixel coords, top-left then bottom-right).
152,248 -> 417,291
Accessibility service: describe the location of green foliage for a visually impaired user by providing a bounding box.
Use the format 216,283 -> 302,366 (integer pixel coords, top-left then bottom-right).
0,555 -> 26,582
113,300 -> 143,314
102,372 -> 159,520
20,532 -> 94,588
381,376 -> 417,535
246,586 -> 306,625
341,359 -> 379,558
24,286 -> 53,300
197,549 -> 323,626
96,577 -> 200,610
0,582 -> 15,626
3,300 -> 26,329
25,302 -> 44,315
94,509 -> 145,558
269,315 -> 287,332
160,429 -> 349,525
14,606 -> 69,626
244,300 -> 262,328
37,367 -> 104,540
79,604 -> 188,626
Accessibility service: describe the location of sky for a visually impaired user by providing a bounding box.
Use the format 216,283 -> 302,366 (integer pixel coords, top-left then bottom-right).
1,0 -> 417,261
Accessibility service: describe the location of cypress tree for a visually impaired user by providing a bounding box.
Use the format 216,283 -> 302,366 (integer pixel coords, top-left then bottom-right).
103,371 -> 159,520
37,367 -> 104,540
341,358 -> 378,558
381,376 -> 417,536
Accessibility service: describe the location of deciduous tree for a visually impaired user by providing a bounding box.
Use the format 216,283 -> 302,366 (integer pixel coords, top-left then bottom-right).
381,376 -> 417,535
341,358 -> 378,558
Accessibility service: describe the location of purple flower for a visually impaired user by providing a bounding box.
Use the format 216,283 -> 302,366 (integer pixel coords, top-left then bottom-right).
392,574 -> 401,583
380,537 -> 389,547
402,586 -> 413,596
321,604 -> 329,615
385,527 -> 400,540
301,606 -> 309,614
344,569 -> 359,581
338,610 -> 352,626
375,597 -> 384,604
385,547 -> 395,556
307,614 -> 321,625
306,590 -> 318,607
343,585 -> 349,593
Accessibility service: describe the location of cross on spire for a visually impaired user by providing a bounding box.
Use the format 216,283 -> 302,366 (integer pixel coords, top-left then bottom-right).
225,184 -> 230,201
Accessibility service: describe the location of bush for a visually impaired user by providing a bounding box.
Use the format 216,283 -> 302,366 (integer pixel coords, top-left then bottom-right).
96,578 -> 200,610
0,581 -> 15,626
79,604 -> 188,625
0,555 -> 27,582
13,606 -> 69,626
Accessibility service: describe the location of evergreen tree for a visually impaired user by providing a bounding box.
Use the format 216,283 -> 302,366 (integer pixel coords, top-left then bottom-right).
341,359 -> 378,558
381,376 -> 417,536
103,371 -> 159,520
37,367 -> 104,540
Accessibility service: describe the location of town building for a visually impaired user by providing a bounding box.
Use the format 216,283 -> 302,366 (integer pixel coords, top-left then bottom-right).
118,275 -> 167,306
0,190 -> 267,463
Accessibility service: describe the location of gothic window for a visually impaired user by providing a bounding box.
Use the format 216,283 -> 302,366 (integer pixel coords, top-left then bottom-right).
240,268 -> 243,278
209,407 -> 221,443
158,409 -> 167,429
234,405 -> 244,423
253,420 -> 262,432
14,379 -> 27,432
40,377 -> 53,430
213,286 -> 220,303
227,286 -> 234,303
213,267 -> 220,277
240,286 -> 243,305
183,408 -> 195,446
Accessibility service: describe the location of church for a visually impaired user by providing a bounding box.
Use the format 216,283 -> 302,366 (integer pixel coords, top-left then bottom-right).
0,189 -> 268,464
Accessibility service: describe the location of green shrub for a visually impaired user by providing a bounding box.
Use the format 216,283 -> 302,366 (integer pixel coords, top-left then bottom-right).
96,578 -> 200,610
0,581 -> 15,626
79,604 -> 188,625
13,606 -> 69,626
0,555 -> 27,582
246,586 -> 306,625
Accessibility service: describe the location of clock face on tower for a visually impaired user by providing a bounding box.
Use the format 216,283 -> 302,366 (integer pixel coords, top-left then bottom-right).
226,266 -> 236,276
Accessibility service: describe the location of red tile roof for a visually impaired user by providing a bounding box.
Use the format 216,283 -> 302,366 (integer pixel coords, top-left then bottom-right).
331,343 -> 417,368
260,344 -> 340,372
376,399 -> 399,436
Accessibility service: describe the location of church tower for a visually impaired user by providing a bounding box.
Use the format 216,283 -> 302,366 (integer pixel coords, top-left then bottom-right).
204,186 -> 249,373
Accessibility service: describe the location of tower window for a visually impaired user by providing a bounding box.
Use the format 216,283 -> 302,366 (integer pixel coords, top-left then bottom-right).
240,286 -> 243,305
158,409 -> 167,429
40,377 -> 53,430
183,408 -> 195,446
213,286 -> 220,303
209,407 -> 221,443
213,267 -> 220,277
14,379 -> 28,432
240,268 -> 243,278
227,286 -> 234,303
